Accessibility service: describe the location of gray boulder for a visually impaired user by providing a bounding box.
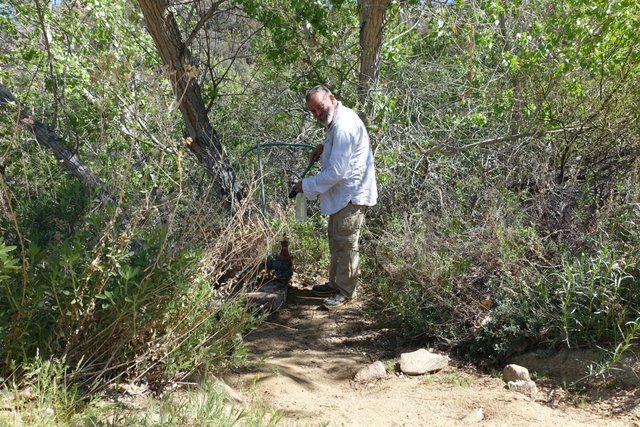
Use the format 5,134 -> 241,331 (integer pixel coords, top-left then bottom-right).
399,349 -> 449,375
354,361 -> 387,383
503,364 -> 531,382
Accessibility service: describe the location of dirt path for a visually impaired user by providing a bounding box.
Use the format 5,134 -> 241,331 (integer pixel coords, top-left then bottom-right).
225,281 -> 637,426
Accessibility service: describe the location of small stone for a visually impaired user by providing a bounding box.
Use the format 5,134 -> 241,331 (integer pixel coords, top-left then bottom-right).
507,379 -> 537,397
461,407 -> 484,423
503,364 -> 531,382
18,388 -> 33,401
354,361 -> 387,383
400,349 -> 449,375
121,382 -> 147,396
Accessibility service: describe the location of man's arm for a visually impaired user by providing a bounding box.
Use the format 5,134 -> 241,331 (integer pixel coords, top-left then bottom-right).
310,143 -> 324,162
303,129 -> 353,197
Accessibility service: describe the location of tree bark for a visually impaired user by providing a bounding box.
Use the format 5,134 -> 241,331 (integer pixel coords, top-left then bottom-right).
138,0 -> 239,207
357,0 -> 391,114
0,83 -> 113,204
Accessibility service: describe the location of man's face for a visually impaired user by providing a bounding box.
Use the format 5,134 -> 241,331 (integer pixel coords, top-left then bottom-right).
307,93 -> 335,126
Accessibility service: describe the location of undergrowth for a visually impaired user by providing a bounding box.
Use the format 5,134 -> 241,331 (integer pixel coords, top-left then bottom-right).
0,358 -> 281,426
365,179 -> 640,373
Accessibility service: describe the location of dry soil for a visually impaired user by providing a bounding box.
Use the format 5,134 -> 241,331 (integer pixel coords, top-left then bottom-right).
224,279 -> 640,427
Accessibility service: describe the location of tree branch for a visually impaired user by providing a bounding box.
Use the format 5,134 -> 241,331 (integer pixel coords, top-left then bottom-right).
423,128 -> 583,156
183,0 -> 228,49
0,83 -> 113,204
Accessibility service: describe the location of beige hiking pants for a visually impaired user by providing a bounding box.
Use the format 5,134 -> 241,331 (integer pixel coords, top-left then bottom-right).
328,203 -> 365,298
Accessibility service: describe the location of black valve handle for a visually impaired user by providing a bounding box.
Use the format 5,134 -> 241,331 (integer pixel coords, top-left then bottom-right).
289,161 -> 315,199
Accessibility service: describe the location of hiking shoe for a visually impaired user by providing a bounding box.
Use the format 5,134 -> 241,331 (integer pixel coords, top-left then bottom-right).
323,292 -> 352,310
312,283 -> 337,297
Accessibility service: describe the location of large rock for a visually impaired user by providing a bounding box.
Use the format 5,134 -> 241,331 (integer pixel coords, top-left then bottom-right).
354,361 -> 387,383
399,349 -> 449,375
503,364 -> 531,382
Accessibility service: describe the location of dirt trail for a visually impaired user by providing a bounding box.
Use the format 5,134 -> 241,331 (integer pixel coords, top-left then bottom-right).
225,281 -> 637,426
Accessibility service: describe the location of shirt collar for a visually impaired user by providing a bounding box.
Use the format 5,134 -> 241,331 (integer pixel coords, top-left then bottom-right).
327,101 -> 342,130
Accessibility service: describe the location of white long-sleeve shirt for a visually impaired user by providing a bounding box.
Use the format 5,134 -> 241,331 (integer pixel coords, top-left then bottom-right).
302,102 -> 378,215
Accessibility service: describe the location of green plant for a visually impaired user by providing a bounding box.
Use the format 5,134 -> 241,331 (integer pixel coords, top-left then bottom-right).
439,372 -> 475,387
582,318 -> 640,383
0,238 -> 19,282
108,379 -> 282,426
0,199 -> 268,390
1,356 -> 99,426
554,249 -> 638,348
288,216 -> 330,277
382,358 -> 398,373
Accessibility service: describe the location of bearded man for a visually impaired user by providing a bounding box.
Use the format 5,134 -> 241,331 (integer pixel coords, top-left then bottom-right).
292,85 -> 378,309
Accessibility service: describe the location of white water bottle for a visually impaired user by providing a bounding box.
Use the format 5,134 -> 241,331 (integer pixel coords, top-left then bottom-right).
295,192 -> 307,221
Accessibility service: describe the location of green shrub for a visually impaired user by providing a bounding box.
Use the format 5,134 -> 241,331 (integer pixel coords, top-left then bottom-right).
0,209 -> 263,388
0,361 -> 281,427
0,238 -> 19,281
365,202 -> 640,364
109,380 -> 282,426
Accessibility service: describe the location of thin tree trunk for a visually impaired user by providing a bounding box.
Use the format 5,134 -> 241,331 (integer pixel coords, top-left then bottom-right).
358,0 -> 391,115
138,0 -> 239,207
0,83 -> 113,204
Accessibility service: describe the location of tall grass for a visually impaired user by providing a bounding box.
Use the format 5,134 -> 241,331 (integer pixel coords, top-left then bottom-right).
0,358 -> 281,426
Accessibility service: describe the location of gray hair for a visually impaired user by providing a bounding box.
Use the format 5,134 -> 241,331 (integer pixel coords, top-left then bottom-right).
305,85 -> 333,103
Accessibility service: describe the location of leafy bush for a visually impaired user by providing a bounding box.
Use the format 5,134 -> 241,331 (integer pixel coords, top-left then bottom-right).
287,214 -> 330,277
109,380 -> 282,426
0,197 -> 271,390
366,190 -> 640,364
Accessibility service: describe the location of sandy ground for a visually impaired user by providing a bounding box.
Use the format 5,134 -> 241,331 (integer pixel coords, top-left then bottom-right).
224,281 -> 640,427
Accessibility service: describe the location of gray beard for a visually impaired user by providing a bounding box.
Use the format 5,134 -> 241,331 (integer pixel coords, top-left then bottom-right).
321,109 -> 335,127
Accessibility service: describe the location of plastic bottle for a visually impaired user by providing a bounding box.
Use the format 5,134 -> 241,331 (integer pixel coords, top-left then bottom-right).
295,192 -> 307,221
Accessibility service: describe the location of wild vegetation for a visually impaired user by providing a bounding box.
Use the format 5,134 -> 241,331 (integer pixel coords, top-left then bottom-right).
0,0 -> 638,424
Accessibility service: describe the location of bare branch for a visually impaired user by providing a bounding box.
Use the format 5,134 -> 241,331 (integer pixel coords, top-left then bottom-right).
183,0 -> 228,49
423,128 -> 583,156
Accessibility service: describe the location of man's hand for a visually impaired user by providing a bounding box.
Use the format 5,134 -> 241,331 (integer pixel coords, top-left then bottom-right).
310,143 -> 324,162
289,180 -> 303,199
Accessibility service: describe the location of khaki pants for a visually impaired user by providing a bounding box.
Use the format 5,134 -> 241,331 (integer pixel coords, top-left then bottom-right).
328,203 -> 365,298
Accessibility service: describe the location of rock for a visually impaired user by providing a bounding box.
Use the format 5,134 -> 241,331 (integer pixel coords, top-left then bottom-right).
507,380 -> 537,397
18,388 -> 34,401
246,280 -> 288,313
461,407 -> 484,424
503,364 -> 530,382
354,361 -> 387,383
121,382 -> 148,396
399,349 -> 449,375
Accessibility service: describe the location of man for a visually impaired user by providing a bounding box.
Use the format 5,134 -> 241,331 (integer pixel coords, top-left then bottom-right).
292,85 -> 377,309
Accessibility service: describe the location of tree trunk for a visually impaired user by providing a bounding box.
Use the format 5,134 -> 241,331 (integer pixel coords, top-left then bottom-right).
357,0 -> 391,114
0,83 -> 113,204
138,0 -> 239,207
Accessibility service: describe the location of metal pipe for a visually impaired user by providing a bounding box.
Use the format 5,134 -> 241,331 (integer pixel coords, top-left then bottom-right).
256,142 -> 267,218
